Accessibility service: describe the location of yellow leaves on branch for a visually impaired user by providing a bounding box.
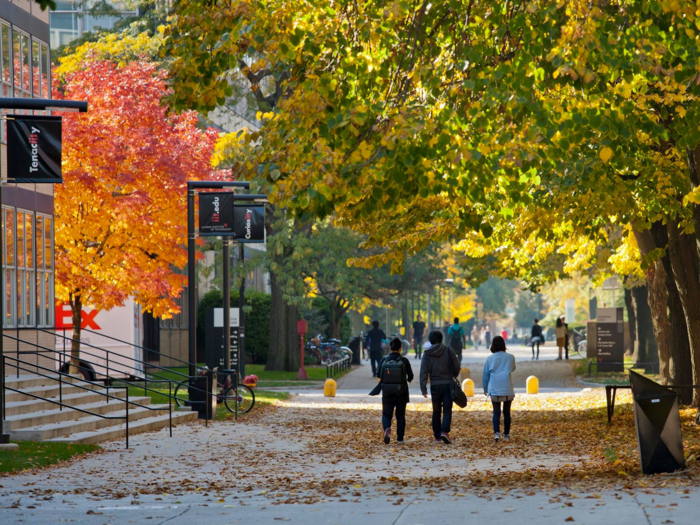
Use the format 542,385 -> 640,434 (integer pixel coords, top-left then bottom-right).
599,147 -> 614,163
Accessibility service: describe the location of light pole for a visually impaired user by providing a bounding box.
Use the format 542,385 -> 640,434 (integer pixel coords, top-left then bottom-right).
0,97 -> 88,446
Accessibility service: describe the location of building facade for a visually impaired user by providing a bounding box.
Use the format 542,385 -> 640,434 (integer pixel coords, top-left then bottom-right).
1,0 -> 56,372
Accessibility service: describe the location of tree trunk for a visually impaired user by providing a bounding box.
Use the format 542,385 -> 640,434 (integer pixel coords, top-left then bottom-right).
329,299 -> 346,340
69,294 -> 82,376
623,283 -> 636,357
666,219 -> 700,406
265,270 -> 300,371
633,223 -> 693,398
631,285 -> 658,373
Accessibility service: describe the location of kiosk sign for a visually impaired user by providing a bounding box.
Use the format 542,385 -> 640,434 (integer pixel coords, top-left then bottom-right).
596,307 -> 624,372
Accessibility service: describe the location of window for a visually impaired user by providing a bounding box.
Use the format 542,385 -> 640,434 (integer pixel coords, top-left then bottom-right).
2,208 -> 54,328
0,22 -> 12,142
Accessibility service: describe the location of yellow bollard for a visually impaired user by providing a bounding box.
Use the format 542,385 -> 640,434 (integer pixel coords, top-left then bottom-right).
462,378 -> 475,397
458,367 -> 471,383
324,378 -> 337,397
526,375 -> 539,394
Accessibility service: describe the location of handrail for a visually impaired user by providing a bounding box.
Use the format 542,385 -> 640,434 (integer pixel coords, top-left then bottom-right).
3,334 -> 177,412
5,332 -> 216,408
37,327 -> 193,382
47,326 -> 194,370
1,354 -> 131,448
326,355 -> 351,379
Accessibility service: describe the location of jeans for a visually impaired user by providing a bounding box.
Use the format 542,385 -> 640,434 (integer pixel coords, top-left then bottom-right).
414,336 -> 424,358
382,396 -> 407,441
531,341 -> 540,359
492,400 -> 512,434
370,352 -> 382,376
430,384 -> 453,438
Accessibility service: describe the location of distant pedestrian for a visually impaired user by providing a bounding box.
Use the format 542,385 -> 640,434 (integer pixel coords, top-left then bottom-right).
500,327 -> 509,340
484,325 -> 492,347
483,336 -> 516,443
555,317 -> 567,360
447,317 -> 466,362
531,319 -> 543,360
366,320 -> 387,377
375,337 -> 414,444
420,330 -> 461,444
412,315 -> 426,359
561,316 -> 570,360
471,325 -> 480,351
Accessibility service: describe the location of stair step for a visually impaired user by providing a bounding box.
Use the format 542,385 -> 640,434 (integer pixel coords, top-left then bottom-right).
47,411 -> 199,444
4,374 -> 81,390
4,389 -> 128,416
9,404 -> 173,441
4,381 -> 104,403
5,397 -> 152,430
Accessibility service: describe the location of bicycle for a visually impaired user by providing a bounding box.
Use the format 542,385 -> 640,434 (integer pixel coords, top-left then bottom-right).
174,367 -> 255,414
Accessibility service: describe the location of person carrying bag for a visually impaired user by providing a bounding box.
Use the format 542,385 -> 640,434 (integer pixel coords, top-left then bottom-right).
420,330 -> 462,444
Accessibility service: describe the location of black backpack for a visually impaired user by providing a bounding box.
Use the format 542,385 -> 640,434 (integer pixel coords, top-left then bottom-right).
449,326 -> 463,348
381,358 -> 406,396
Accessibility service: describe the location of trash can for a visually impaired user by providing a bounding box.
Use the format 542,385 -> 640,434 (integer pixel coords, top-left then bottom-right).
630,370 -> 685,474
348,336 -> 362,365
188,370 -> 217,420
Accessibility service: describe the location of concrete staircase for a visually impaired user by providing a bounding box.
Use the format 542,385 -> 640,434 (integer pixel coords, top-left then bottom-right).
4,374 -> 198,444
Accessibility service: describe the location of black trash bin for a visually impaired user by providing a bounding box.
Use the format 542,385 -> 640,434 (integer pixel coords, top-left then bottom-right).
188,370 -> 217,420
630,370 -> 686,474
348,336 -> 362,365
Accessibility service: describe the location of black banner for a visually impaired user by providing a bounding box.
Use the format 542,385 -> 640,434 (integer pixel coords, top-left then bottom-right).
7,115 -> 62,183
199,192 -> 234,236
233,204 -> 265,243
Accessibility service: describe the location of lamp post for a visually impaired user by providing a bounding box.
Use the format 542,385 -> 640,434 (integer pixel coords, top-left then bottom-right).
0,97 -> 88,446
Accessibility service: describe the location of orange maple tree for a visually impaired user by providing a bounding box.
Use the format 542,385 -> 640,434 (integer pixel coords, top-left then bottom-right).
54,59 -> 218,371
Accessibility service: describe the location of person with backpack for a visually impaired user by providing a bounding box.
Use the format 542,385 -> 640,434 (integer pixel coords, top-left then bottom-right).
447,318 -> 466,362
366,320 -> 387,377
374,337 -> 414,444
482,335 -> 516,442
420,330 -> 461,444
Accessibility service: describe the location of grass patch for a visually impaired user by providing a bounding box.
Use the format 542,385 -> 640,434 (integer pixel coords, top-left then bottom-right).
0,442 -> 99,475
573,358 -> 659,385
215,389 -> 291,420
144,363 -> 349,385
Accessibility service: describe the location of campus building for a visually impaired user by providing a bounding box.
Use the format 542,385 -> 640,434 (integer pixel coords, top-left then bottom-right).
1,0 -> 56,372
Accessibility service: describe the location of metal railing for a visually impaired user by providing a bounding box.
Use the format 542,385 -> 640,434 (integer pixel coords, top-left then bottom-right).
326,355 -> 351,379
1,353 -> 132,448
605,383 -> 700,423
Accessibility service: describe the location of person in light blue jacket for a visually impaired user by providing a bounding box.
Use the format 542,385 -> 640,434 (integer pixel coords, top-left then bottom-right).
482,336 -> 516,442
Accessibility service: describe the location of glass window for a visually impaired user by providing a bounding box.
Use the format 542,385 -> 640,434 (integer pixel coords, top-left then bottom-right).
36,216 -> 44,268
26,214 -> 33,268
5,209 -> 14,267
32,40 -> 40,96
41,42 -> 50,98
44,217 -> 53,270
21,32 -> 30,93
12,28 -> 20,95
16,211 -> 25,268
1,23 -> 10,86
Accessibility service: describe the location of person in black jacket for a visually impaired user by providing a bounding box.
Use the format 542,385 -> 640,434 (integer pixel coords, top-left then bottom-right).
420,330 -> 461,444
375,337 -> 414,444
531,319 -> 544,360
366,320 -> 387,377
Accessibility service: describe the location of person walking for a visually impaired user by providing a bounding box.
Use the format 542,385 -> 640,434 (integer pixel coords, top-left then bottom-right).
555,317 -> 567,360
483,336 -> 516,442
447,318 -> 466,362
412,315 -> 426,359
420,330 -> 461,444
366,320 -> 387,377
531,319 -> 544,360
561,316 -> 570,360
484,325 -> 492,347
375,337 -> 414,444
471,324 -> 480,351
500,327 -> 509,340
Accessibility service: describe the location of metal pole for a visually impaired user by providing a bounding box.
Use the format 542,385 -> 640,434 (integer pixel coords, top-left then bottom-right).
223,238 -> 230,371
187,186 -> 196,380
427,292 -> 431,332
238,243 -> 246,378
0,182 -> 7,444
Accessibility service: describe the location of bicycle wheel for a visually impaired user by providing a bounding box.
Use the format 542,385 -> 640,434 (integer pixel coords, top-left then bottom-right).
223,385 -> 256,414
173,381 -> 189,408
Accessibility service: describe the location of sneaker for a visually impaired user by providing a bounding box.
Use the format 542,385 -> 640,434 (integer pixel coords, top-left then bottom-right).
384,428 -> 391,444
440,432 -> 452,444
397,440 -> 405,445
432,438 -> 441,444
494,432 -> 500,442
503,434 -> 510,441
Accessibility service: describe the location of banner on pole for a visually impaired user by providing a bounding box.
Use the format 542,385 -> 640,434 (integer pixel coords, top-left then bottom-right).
233,204 -> 265,243
199,192 -> 234,236
7,115 -> 62,183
